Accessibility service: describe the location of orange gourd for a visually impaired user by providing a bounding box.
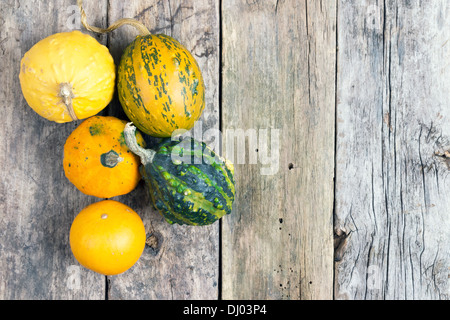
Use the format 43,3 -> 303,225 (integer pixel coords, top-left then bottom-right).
63,116 -> 145,198
69,200 -> 146,275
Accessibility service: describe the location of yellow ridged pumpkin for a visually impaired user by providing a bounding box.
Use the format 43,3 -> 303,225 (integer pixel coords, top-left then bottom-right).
19,30 -> 115,123
70,200 -> 146,276
63,116 -> 145,198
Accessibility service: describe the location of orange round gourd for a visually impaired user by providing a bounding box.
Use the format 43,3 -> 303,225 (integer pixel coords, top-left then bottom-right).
70,200 -> 146,276
63,116 -> 145,198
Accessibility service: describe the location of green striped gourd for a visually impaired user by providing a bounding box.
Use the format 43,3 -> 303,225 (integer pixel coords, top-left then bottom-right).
123,123 -> 235,226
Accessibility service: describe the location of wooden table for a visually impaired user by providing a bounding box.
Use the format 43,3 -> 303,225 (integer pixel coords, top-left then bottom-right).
1,0 -> 448,300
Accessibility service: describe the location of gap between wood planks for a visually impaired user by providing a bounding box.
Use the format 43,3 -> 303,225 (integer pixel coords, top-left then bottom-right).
218,0 -> 224,301
332,0 -> 340,300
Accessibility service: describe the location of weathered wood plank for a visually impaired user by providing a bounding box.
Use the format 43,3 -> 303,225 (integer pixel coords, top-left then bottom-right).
335,0 -> 450,299
106,0 -> 221,299
221,0 -> 336,299
0,0 -> 108,299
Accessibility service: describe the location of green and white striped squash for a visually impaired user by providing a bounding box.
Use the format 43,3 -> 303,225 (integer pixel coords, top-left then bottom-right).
124,123 -> 235,226
117,34 -> 205,138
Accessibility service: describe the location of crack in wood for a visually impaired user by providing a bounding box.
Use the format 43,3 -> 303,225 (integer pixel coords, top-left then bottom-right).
434,150 -> 450,170
334,228 -> 351,262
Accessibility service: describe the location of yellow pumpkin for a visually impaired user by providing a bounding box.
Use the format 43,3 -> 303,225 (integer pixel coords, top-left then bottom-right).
70,200 -> 146,276
63,116 -> 145,198
19,30 -> 115,123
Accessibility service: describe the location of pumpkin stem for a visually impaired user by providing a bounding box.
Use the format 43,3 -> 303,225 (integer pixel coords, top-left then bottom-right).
59,82 -> 78,121
124,123 -> 155,165
100,150 -> 124,168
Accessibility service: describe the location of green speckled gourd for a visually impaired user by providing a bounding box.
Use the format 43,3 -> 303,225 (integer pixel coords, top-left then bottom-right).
117,34 -> 205,138
124,123 -> 235,226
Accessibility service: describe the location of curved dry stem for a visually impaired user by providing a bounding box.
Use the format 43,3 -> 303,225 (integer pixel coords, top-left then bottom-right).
77,0 -> 151,36
124,122 -> 155,165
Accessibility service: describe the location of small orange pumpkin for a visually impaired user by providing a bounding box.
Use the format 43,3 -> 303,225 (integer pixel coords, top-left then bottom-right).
69,200 -> 146,275
63,116 -> 145,198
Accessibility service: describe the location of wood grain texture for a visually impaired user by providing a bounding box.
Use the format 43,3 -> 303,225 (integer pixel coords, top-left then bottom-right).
335,0 -> 450,300
2,0 -> 448,301
0,0 -> 108,299
221,0 -> 336,300
106,0 -> 221,300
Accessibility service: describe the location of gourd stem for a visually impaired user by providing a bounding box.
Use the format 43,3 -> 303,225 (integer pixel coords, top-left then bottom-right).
101,150 -> 123,168
59,82 -> 78,121
77,0 -> 151,36
123,122 -> 155,166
